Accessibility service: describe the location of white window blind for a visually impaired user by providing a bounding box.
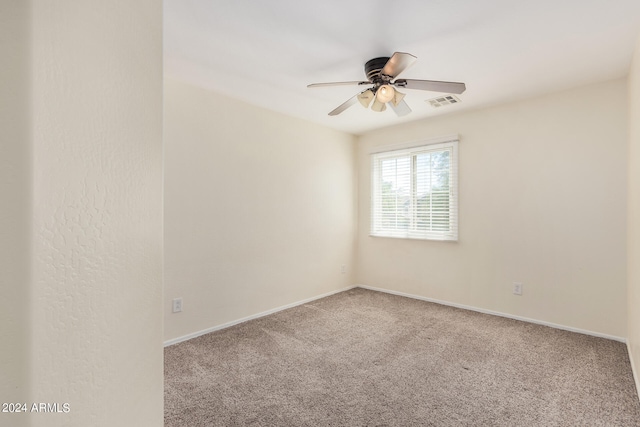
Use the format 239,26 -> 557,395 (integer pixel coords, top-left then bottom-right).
370,139 -> 458,241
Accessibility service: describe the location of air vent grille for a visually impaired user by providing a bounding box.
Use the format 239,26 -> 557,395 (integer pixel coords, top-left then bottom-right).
427,95 -> 461,108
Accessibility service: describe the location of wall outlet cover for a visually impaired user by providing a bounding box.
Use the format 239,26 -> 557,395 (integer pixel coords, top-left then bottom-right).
513,283 -> 523,296
172,298 -> 183,313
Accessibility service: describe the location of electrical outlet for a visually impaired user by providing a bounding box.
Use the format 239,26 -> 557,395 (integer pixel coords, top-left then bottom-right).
341,265 -> 346,274
513,283 -> 523,296
172,297 -> 183,313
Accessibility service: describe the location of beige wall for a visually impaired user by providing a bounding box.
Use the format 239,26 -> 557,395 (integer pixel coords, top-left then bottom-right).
0,2 -> 31,424
628,34 -> 640,393
357,79 -> 628,338
163,77 -> 357,342
1,3 -> 634,423
0,2 -> 164,426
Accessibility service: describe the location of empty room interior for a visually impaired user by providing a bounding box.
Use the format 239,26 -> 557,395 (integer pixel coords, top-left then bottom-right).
3,1 -> 640,426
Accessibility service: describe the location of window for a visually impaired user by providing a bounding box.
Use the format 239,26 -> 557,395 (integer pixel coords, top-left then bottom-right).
370,139 -> 458,241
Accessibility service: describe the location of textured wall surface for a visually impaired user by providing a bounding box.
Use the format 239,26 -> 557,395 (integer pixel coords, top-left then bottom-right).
357,79 -> 628,338
0,3 -> 31,427
26,2 -> 164,426
163,77 -> 357,342
628,34 -> 640,395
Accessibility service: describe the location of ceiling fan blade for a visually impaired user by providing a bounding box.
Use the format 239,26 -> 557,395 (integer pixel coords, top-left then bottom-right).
394,79 -> 466,94
381,52 -> 417,78
328,94 -> 359,116
308,81 -> 371,88
389,99 -> 411,117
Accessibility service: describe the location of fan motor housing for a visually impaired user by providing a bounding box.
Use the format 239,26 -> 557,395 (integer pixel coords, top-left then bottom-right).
365,57 -> 390,82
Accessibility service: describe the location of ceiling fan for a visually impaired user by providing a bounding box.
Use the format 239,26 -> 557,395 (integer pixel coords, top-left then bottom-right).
307,52 -> 466,117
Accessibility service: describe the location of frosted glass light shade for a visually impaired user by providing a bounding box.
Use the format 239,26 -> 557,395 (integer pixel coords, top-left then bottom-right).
376,85 -> 395,103
371,98 -> 387,112
357,89 -> 374,108
391,90 -> 405,106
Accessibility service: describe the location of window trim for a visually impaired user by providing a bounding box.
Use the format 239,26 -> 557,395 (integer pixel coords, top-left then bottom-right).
370,137 -> 459,242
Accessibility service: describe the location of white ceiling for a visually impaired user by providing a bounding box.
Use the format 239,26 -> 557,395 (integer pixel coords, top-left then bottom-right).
164,0 -> 640,135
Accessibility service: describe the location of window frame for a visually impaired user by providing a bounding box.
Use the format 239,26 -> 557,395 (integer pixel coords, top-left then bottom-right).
370,138 -> 459,241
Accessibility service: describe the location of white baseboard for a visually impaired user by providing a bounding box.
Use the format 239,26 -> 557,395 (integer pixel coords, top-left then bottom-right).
356,284 -> 627,343
165,283 -> 627,347
628,343 -> 640,398
163,285 -> 357,347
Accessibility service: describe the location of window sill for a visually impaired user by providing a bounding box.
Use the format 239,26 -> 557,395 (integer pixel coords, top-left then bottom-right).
369,233 -> 458,242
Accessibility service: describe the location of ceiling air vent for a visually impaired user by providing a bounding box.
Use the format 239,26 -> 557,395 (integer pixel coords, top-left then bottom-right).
426,94 -> 461,108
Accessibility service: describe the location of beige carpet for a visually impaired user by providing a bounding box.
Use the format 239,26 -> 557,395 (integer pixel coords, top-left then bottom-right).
165,288 -> 640,426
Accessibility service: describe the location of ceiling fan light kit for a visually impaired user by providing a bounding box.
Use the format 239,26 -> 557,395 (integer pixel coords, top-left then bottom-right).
308,52 -> 466,117
357,89 -> 374,108
391,89 -> 405,107
371,98 -> 387,112
376,84 -> 395,103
